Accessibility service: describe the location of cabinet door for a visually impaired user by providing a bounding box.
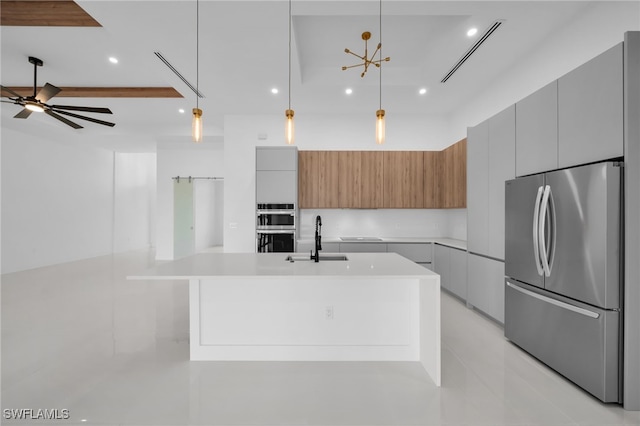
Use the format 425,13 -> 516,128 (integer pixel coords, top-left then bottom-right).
466,121 -> 489,255
339,243 -> 387,253
317,151 -> 340,208
450,139 -> 467,208
298,151 -> 318,208
449,248 -> 468,301
467,254 -> 505,324
387,243 -> 432,263
256,147 -> 297,171
383,152 -> 424,208
558,43 -> 624,168
256,171 -> 297,203
338,151 -> 361,208
433,244 -> 451,291
360,151 -> 384,208
488,105 -> 515,261
516,81 -> 558,176
424,151 -> 439,209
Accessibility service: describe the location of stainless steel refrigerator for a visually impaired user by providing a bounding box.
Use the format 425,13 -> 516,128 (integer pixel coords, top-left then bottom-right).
504,161 -> 623,403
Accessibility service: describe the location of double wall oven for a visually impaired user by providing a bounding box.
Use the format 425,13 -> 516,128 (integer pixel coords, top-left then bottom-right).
256,203 -> 296,253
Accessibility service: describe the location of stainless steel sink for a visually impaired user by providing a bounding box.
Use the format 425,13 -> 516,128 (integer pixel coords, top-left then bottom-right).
285,254 -> 349,262
340,237 -> 383,242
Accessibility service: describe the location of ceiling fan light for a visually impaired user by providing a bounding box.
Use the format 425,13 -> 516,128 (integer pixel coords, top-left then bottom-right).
192,108 -> 203,143
25,103 -> 44,112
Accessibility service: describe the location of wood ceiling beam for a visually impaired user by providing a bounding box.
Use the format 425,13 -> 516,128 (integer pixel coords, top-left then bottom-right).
1,87 -> 184,98
0,1 -> 101,27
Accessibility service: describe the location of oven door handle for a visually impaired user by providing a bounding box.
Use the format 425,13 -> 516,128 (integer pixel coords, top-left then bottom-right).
256,210 -> 296,215
256,229 -> 296,235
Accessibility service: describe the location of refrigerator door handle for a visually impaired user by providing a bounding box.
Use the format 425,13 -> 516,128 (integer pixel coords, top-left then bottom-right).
506,281 -> 600,319
533,186 -> 545,276
539,185 -> 553,277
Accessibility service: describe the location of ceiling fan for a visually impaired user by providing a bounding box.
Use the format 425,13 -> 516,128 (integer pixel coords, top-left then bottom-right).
1,56 -> 115,129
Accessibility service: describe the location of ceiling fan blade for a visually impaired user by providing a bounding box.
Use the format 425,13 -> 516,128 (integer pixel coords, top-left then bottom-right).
49,105 -> 112,114
53,109 -> 116,127
35,83 -> 61,103
1,85 -> 23,98
14,108 -> 33,119
45,109 -> 83,129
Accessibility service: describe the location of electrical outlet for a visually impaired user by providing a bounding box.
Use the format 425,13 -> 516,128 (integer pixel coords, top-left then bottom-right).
325,306 -> 334,320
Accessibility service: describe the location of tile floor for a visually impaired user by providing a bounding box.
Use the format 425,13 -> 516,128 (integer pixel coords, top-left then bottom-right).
2,249 -> 640,425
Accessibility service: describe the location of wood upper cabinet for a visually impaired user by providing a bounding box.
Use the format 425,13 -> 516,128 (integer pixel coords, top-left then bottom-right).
299,145 -> 465,209
445,139 -> 467,208
383,151 -> 424,208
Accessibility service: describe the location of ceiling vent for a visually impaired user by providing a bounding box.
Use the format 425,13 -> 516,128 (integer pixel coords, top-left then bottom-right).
154,51 -> 204,98
441,20 -> 504,83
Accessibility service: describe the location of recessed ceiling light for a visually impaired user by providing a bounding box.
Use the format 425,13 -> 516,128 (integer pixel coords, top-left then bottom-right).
419,88 -> 427,95
271,88 -> 279,94
179,109 -> 185,114
345,88 -> 353,95
108,57 -> 119,64
467,28 -> 478,37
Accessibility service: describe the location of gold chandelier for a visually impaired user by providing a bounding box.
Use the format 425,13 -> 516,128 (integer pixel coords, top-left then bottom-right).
342,31 -> 390,78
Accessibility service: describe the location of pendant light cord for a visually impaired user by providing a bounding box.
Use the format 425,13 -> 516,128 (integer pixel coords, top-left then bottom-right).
196,0 -> 199,109
379,0 -> 382,111
288,0 -> 292,110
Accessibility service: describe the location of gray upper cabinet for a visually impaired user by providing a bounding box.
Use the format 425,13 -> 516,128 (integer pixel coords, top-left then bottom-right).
488,105 -> 515,261
256,147 -> 298,203
256,147 -> 298,171
466,120 -> 489,255
558,43 -> 624,168
516,81 -> 559,176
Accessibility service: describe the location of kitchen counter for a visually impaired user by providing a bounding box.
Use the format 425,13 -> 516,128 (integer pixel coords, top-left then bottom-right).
129,252 -> 439,280
129,252 -> 441,386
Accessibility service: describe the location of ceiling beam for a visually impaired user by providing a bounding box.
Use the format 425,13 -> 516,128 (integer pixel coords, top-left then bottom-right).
1,87 -> 184,98
0,1 -> 101,27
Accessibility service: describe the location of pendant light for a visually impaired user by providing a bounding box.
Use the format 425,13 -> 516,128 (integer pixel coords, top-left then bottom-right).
192,0 -> 203,143
285,0 -> 295,145
375,0 -> 385,145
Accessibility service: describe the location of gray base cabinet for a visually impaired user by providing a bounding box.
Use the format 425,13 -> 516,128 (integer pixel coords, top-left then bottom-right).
467,254 -> 505,324
433,244 -> 467,301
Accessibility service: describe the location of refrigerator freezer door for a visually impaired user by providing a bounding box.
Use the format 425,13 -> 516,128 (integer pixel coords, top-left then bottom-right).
505,280 -> 621,403
544,162 -> 621,309
505,173 -> 545,289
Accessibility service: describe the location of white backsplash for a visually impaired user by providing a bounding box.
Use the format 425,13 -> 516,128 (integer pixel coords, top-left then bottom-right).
299,209 -> 467,241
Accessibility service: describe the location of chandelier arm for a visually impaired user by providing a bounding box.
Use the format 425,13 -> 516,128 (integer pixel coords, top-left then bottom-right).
345,50 -> 367,61
342,63 -> 367,70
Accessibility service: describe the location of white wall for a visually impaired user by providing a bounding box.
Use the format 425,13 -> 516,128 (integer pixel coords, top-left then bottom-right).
447,2 -> 640,141
1,126 -> 157,274
113,153 -> 156,253
155,142 -> 224,260
224,113 -> 457,253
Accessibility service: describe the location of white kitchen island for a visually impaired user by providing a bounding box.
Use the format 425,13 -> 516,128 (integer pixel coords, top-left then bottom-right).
129,252 -> 441,386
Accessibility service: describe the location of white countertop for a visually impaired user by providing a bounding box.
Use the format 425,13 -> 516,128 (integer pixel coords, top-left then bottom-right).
298,237 -> 467,251
128,252 -> 439,281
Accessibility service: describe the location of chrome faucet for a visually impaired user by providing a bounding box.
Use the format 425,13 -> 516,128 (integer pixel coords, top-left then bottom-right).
311,215 -> 322,262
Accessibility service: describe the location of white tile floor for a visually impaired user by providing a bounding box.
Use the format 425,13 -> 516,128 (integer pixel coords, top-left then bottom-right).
2,249 -> 640,425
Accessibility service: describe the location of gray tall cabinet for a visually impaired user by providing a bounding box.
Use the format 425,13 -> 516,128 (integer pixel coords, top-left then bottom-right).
466,105 -> 515,324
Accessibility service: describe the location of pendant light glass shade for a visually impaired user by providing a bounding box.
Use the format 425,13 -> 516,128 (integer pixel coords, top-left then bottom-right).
375,109 -> 385,145
192,108 -> 203,143
285,109 -> 295,145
